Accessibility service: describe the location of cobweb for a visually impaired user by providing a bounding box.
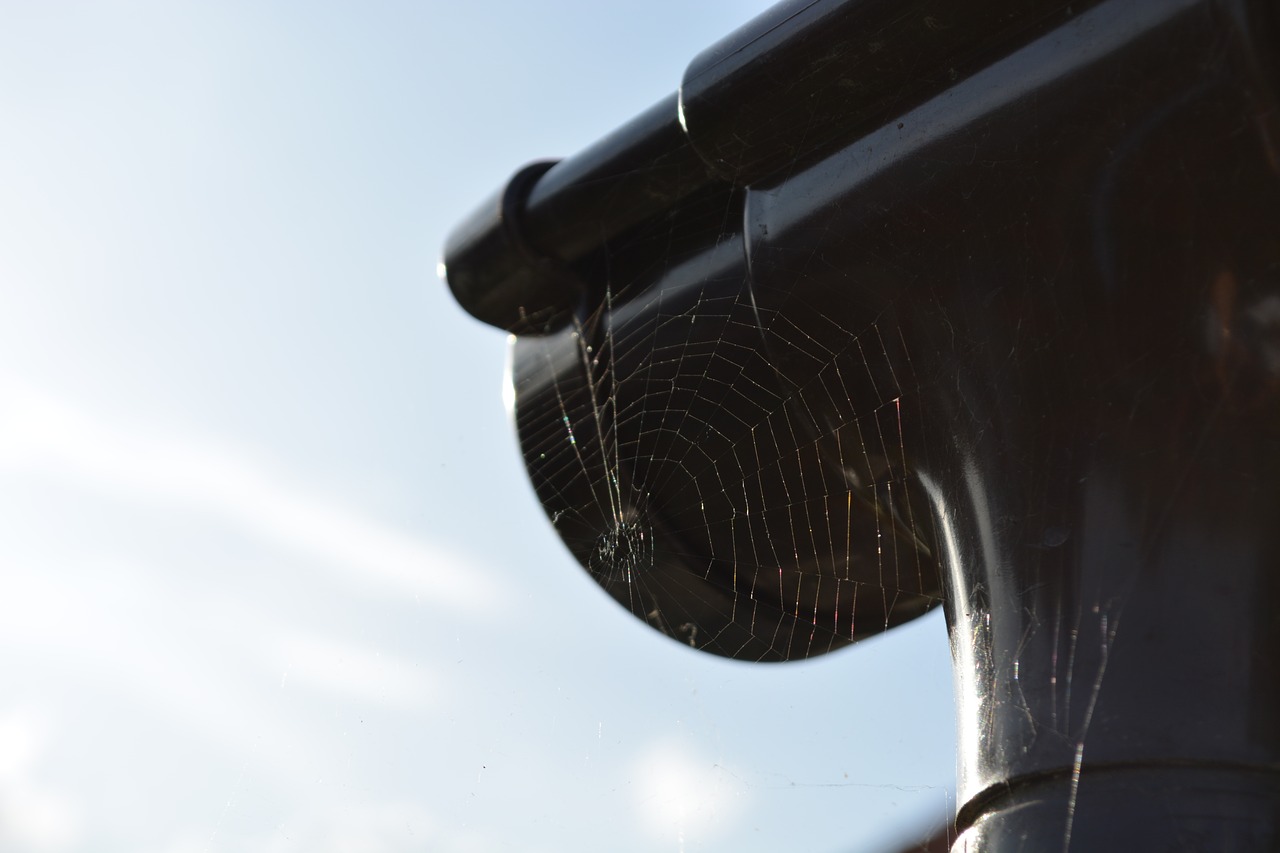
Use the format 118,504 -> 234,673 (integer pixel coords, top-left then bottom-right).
482,1 -> 1280,849
509,183 -> 944,664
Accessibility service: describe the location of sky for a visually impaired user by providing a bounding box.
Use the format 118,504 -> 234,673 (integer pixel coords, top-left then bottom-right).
0,2 -> 956,851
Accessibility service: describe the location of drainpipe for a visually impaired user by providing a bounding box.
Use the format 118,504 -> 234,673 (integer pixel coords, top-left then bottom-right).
442,0 -> 1280,847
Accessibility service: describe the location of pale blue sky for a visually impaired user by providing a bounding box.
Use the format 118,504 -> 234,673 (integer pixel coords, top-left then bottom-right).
0,3 -> 955,851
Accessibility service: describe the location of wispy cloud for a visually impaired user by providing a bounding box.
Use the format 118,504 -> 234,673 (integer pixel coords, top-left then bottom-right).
274,632 -> 435,709
165,799 -> 445,853
0,708 -> 81,852
631,738 -> 750,849
0,379 -> 501,611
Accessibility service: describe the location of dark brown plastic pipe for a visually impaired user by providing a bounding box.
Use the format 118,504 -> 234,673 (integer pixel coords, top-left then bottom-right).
442,0 -> 1280,847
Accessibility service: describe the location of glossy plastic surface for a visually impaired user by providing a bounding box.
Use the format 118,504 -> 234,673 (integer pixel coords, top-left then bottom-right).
744,0 -> 1280,841
444,0 -> 1280,846
442,96 -> 717,335
679,0 -> 1098,183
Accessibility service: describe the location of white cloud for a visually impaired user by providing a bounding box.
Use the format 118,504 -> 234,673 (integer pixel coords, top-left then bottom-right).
0,709 -> 81,852
165,799 -> 479,853
262,801 -> 436,853
274,632 -> 434,709
631,738 -> 750,850
0,379 -> 501,611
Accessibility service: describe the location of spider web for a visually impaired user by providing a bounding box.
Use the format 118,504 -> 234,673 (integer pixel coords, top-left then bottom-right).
509,182 -> 943,663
